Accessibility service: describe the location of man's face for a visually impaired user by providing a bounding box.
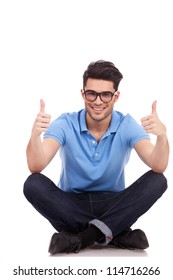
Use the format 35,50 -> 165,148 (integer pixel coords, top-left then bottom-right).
81,78 -> 120,123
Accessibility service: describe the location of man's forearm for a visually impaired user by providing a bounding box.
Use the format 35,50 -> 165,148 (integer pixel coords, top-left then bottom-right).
26,136 -> 46,173
150,134 -> 169,173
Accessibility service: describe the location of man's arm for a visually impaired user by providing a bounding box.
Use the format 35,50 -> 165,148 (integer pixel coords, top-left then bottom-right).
134,101 -> 169,173
26,99 -> 60,173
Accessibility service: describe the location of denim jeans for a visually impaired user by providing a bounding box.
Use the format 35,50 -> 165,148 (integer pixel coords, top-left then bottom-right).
23,170 -> 167,244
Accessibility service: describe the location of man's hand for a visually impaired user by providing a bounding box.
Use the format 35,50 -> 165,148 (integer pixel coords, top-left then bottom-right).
141,100 -> 166,136
32,99 -> 51,137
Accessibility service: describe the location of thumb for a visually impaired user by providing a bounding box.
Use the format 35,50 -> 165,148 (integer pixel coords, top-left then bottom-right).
40,99 -> 45,113
152,100 -> 157,114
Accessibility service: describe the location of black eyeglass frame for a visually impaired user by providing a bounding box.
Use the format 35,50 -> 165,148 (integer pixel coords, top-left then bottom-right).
83,89 -> 117,103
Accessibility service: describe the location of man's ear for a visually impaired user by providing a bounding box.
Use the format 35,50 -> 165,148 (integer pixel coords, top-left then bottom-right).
81,89 -> 85,99
114,91 -> 120,102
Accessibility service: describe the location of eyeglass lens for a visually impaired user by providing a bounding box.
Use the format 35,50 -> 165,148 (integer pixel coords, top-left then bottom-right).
84,90 -> 114,102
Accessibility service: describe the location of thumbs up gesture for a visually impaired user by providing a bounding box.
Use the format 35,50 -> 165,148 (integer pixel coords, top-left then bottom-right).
141,101 -> 166,136
40,99 -> 45,113
32,99 -> 51,137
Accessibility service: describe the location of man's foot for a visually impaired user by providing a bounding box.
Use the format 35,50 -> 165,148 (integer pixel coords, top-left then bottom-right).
48,231 -> 81,255
110,228 -> 149,250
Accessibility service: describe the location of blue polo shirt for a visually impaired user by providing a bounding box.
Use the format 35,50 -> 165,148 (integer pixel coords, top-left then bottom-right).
43,109 -> 150,193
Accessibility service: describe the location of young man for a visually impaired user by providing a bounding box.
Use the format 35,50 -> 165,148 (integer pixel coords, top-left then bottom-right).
24,60 -> 169,254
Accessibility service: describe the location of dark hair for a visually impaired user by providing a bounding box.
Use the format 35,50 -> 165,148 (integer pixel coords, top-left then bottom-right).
83,60 -> 123,90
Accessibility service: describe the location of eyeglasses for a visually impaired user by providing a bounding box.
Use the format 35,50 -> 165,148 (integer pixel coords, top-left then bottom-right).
84,90 -> 117,103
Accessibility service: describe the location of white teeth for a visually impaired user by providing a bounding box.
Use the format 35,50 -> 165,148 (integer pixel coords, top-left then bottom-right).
92,107 -> 104,111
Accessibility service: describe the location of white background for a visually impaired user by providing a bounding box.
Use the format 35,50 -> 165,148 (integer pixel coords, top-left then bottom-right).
0,0 -> 172,279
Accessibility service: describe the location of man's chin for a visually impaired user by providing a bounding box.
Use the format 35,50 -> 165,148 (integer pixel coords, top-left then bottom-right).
87,111 -> 106,122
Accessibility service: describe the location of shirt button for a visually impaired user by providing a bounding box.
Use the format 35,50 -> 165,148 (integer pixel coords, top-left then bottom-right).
95,152 -> 99,156
92,140 -> 96,144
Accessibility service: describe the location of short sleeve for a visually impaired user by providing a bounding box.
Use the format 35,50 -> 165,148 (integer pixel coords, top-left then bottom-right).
43,114 -> 67,146
121,114 -> 150,148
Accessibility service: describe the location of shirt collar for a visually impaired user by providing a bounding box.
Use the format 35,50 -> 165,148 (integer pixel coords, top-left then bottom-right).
79,109 -> 88,132
109,110 -> 122,133
79,109 -> 123,134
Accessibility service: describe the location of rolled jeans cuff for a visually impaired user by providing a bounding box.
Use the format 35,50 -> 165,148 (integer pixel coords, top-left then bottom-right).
89,219 -> 113,245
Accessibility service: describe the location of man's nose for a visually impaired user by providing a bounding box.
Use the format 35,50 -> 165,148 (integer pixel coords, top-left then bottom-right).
94,95 -> 103,104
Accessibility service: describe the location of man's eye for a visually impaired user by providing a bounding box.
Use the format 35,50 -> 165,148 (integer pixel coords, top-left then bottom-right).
102,92 -> 111,97
87,91 -> 96,96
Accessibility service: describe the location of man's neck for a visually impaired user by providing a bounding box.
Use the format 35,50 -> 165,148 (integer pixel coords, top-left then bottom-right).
86,113 -> 111,141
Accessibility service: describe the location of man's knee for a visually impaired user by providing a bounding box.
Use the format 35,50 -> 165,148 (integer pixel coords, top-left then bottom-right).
23,173 -> 41,200
150,170 -> 168,195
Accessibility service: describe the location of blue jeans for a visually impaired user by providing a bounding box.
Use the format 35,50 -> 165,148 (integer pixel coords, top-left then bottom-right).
23,170 -> 167,244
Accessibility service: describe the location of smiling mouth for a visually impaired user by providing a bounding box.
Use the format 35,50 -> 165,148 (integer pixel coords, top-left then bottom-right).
91,106 -> 105,112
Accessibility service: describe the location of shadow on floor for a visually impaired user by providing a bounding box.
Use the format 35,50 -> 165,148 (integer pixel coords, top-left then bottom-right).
49,244 -> 148,257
